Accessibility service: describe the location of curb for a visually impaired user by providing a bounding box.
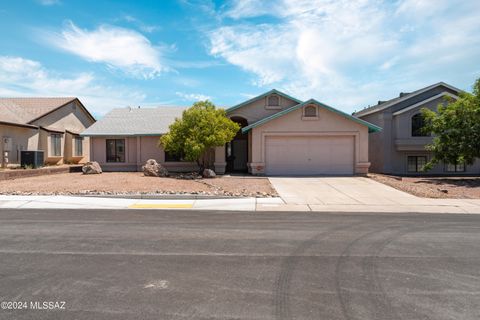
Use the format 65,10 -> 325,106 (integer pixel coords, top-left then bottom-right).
78,194 -> 265,200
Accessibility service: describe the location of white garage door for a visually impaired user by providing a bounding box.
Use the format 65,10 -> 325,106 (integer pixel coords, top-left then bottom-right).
265,136 -> 354,175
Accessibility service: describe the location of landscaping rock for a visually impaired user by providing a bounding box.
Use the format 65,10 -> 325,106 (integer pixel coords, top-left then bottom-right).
82,161 -> 102,174
142,159 -> 169,177
175,172 -> 201,180
202,169 -> 216,178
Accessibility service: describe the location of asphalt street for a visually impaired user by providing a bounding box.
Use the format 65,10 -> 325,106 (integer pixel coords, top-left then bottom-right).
0,209 -> 479,320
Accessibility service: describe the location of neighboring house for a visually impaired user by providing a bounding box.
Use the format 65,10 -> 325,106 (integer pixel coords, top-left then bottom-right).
82,90 -> 380,175
355,82 -> 480,175
0,97 -> 96,167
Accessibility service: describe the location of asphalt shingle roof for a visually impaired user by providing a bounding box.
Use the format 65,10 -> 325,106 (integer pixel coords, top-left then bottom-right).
354,82 -> 461,117
81,107 -> 187,136
0,97 -> 76,125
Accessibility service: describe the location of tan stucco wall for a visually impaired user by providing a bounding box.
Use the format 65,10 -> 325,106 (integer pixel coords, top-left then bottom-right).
34,100 -> 95,164
227,95 -> 299,125
248,106 -> 370,174
0,125 -> 39,166
44,130 -> 64,165
31,100 -> 94,133
90,136 -> 198,172
64,132 -> 90,164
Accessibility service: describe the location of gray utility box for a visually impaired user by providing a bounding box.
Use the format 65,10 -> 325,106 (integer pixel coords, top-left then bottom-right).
21,150 -> 44,168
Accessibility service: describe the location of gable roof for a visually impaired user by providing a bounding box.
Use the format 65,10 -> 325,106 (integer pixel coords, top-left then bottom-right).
354,82 -> 462,117
392,92 -> 459,116
242,99 -> 382,134
0,97 -> 95,127
81,106 -> 187,137
226,89 -> 303,113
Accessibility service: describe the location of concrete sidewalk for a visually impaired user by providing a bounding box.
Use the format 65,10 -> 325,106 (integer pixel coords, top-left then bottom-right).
0,194 -> 479,213
0,195 -> 284,211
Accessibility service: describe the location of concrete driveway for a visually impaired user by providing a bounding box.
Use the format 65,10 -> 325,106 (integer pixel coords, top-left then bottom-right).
269,177 -> 418,205
267,177 -> 480,213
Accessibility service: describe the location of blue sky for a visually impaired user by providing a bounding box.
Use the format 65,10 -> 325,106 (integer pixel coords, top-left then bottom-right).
0,0 -> 479,118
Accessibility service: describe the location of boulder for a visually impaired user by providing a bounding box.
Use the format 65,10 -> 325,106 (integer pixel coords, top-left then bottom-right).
202,168 -> 216,178
142,159 -> 169,177
82,161 -> 102,174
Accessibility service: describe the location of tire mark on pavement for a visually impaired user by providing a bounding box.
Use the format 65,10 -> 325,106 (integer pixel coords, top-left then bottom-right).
334,223 -> 407,320
273,221 -> 366,320
335,222 -> 443,320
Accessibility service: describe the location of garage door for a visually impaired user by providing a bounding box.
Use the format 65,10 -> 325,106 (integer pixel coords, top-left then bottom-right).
265,136 -> 354,175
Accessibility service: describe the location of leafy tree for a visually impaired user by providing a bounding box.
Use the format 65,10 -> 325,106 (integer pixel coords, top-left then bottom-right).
160,100 -> 240,171
421,78 -> 480,170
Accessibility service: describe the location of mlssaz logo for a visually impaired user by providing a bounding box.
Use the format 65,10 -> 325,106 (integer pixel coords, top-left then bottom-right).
30,301 -> 66,310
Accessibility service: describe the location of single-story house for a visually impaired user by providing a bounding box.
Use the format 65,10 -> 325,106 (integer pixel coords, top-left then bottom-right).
0,97 -> 96,167
81,90 -> 381,175
354,82 -> 480,175
80,107 -> 202,172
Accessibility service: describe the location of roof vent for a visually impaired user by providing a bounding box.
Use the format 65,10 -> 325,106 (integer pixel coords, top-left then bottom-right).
378,100 -> 386,105
399,92 -> 410,97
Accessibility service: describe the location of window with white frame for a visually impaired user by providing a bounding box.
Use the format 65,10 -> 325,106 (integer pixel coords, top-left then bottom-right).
51,134 -> 62,156
74,136 -> 83,156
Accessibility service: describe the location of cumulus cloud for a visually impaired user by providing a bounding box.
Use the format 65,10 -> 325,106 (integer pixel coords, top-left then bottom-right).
175,91 -> 211,101
0,56 -> 146,116
209,0 -> 480,111
44,21 -> 168,79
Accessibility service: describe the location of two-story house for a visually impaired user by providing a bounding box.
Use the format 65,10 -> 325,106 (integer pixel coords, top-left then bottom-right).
355,82 -> 480,175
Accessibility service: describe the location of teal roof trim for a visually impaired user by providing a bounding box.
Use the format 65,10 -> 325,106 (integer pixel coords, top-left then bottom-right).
242,99 -> 383,134
226,89 -> 303,113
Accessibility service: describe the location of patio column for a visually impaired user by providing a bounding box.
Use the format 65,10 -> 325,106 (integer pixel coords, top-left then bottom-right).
136,136 -> 141,171
213,145 -> 226,174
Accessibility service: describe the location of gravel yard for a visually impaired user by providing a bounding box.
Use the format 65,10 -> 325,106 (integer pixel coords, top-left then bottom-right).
0,172 -> 277,197
369,173 -> 480,199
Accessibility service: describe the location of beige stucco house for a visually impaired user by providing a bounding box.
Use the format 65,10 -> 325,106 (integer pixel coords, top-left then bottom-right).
81,90 -> 380,175
0,97 -> 96,167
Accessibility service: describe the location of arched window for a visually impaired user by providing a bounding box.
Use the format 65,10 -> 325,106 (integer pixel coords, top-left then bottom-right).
411,113 -> 429,137
267,94 -> 279,107
304,105 -> 317,117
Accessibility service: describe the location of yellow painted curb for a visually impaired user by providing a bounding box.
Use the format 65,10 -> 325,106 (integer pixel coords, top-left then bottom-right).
129,203 -> 193,209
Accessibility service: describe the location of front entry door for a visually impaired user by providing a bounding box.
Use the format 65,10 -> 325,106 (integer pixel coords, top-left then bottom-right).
226,137 -> 248,173
233,139 -> 248,171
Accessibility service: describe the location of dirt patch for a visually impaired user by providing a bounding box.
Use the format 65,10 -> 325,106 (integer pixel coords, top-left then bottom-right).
369,173 -> 480,199
0,172 -> 277,197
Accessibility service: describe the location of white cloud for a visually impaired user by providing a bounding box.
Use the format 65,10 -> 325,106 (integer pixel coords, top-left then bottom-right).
209,0 -> 480,111
210,24 -> 294,85
120,15 -> 161,33
223,0 -> 279,19
0,56 -> 146,116
175,92 -> 211,101
44,21 -> 168,79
